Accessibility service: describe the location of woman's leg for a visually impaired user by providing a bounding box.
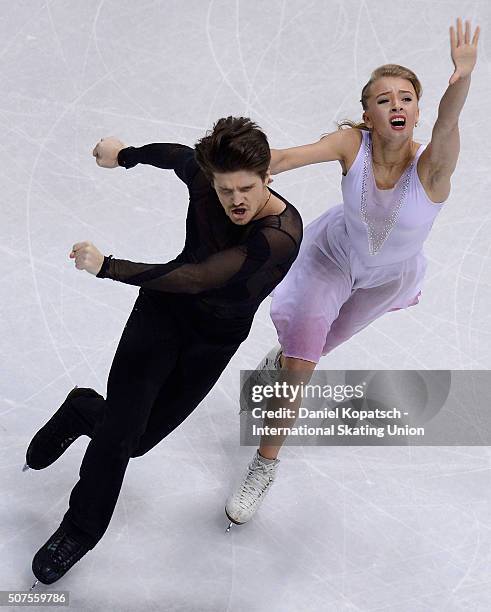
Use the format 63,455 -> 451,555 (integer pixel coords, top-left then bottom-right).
259,277 -> 415,459
225,254 -> 352,526
256,248 -> 352,459
258,354 -> 317,460
322,278 -> 411,354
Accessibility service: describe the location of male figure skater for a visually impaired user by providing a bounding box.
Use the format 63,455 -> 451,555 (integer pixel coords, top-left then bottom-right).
25,116 -> 303,586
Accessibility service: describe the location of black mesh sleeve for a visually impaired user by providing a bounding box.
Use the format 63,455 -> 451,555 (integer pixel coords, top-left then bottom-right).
96,227 -> 297,297
117,143 -> 200,187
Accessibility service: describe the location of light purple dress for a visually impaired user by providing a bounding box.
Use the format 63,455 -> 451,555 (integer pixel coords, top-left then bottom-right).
270,129 -> 445,362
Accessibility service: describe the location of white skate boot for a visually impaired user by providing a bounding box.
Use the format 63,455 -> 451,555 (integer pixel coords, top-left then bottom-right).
225,450 -> 280,531
239,345 -> 283,414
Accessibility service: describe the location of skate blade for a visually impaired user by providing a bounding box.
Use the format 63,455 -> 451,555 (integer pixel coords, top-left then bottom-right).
22,463 -> 30,472
30,579 -> 39,590
224,508 -> 245,532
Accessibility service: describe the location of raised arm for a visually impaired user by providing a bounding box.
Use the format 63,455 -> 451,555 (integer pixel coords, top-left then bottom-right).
95,226 -> 297,296
269,128 -> 357,175
418,18 -> 480,202
92,137 -> 200,187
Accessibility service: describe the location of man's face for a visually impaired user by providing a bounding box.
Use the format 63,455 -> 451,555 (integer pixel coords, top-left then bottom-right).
213,170 -> 269,225
363,77 -> 419,137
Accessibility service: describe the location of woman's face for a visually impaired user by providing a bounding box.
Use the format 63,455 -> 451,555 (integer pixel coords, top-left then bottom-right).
363,76 -> 419,138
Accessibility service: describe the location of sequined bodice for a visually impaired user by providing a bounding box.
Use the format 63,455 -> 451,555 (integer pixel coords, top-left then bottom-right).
340,129 -> 444,267
361,133 -> 416,255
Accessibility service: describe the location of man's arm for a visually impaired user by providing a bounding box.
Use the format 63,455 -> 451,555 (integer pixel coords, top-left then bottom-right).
96,227 -> 298,296
117,143 -> 200,186
93,137 -> 201,188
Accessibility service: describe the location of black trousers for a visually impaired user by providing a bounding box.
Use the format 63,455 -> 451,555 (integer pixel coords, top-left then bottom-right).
59,291 -> 244,548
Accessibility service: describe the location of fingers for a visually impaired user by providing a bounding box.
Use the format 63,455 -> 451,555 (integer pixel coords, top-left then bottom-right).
92,137 -> 105,157
71,241 -> 90,254
457,17 -> 463,45
450,25 -> 456,52
472,25 -> 480,47
70,242 -> 94,270
452,18 -> 480,48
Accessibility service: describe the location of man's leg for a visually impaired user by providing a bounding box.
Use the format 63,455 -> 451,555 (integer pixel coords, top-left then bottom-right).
59,294 -> 183,547
25,296 -> 152,472
132,335 -> 241,458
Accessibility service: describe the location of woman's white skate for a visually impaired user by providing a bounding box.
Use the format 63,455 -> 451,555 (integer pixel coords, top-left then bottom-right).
225,450 -> 280,531
239,345 -> 282,414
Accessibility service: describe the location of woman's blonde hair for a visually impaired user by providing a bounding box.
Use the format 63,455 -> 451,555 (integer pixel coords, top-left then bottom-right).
337,64 -> 422,131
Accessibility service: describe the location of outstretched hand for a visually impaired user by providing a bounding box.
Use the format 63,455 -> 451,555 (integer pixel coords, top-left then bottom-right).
449,18 -> 480,85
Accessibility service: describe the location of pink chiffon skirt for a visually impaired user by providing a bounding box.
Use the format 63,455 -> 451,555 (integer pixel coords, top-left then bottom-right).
270,204 -> 427,363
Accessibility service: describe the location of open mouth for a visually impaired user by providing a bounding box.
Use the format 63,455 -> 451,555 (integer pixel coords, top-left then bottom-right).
231,207 -> 247,219
389,115 -> 406,130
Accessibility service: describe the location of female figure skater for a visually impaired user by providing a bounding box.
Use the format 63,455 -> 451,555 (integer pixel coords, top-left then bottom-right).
25,117 -> 303,586
225,18 -> 480,528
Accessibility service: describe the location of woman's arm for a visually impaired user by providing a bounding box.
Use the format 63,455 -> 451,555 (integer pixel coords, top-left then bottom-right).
269,128 -> 357,175
419,18 -> 480,202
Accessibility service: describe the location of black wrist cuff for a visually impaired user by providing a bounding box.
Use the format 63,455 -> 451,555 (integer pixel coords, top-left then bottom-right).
96,254 -> 113,278
117,147 -> 138,169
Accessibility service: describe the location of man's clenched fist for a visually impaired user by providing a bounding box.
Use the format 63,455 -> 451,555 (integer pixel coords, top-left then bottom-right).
92,136 -> 126,168
70,242 -> 105,276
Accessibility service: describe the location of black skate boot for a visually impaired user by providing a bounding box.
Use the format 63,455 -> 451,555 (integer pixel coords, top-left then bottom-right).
31,526 -> 92,587
24,386 -> 103,471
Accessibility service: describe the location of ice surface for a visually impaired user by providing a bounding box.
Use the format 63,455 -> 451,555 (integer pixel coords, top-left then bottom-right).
1,1 -> 491,610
